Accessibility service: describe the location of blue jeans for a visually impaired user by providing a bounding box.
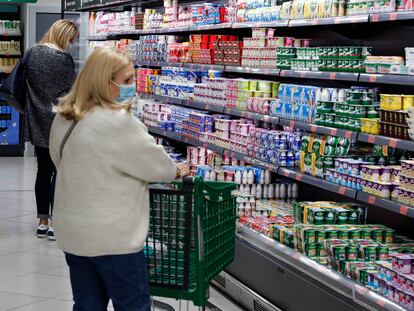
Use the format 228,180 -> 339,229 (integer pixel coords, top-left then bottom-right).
65,251 -> 151,311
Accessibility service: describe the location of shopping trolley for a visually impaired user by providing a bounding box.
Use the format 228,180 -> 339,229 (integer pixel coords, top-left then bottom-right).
146,176 -> 237,310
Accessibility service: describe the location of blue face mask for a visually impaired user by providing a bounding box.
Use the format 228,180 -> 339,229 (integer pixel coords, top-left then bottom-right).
112,81 -> 136,102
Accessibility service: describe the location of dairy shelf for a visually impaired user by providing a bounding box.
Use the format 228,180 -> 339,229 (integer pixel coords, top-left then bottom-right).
147,125 -> 414,219
231,226 -> 406,311
134,61 -> 414,86
140,93 -> 414,152
85,13 -> 414,36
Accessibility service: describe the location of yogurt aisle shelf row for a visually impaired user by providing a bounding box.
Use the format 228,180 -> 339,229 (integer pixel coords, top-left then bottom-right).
146,125 -> 414,219
233,225 -> 405,311
134,61 -> 414,86
139,92 -> 414,152
86,11 -> 414,40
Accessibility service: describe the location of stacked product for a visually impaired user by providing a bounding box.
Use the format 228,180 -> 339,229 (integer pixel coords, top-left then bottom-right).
168,42 -> 190,63
398,160 -> 414,206
191,3 -> 228,26
136,68 -> 160,94
158,67 -> 207,99
270,83 -> 319,123
240,201 -> 295,241
0,20 -> 20,35
212,35 -> 242,66
241,28 -> 282,69
366,48 -> 414,75
194,77 -> 279,111
316,87 -> 379,132
369,256 -> 414,309
379,94 -> 411,140
214,118 -> 254,154
247,128 -> 301,166
182,111 -> 215,140
0,41 -> 20,55
278,45 -> 370,72
300,134 -> 351,178
136,35 -> 170,62
0,57 -> 17,73
144,9 -> 164,30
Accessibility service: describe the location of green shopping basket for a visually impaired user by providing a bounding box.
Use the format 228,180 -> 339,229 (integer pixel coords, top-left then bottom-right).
145,176 -> 237,308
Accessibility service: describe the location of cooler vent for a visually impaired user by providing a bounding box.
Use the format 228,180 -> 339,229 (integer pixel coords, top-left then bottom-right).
254,300 -> 272,311
214,274 -> 226,288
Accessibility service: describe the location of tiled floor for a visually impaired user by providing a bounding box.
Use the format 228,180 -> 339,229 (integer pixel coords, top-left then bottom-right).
0,157 -> 245,311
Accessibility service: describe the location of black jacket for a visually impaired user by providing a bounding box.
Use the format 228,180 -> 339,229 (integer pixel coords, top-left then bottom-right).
25,44 -> 76,148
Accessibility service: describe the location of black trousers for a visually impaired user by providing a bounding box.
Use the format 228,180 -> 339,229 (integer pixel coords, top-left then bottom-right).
35,146 -> 56,219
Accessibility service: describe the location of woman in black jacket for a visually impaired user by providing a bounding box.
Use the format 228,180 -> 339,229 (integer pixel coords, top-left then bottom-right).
25,19 -> 78,240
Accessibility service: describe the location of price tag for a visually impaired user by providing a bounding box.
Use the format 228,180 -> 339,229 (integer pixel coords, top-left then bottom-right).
225,108 -> 231,114
368,196 -> 376,204
329,72 -> 337,80
400,205 -> 408,216
388,139 -> 397,148
367,135 -> 376,144
310,125 -> 317,132
283,170 -> 290,177
312,19 -> 319,25
241,111 -> 247,118
389,12 -> 398,21
356,286 -> 369,295
344,131 -> 352,139
289,121 -> 295,128
330,128 -> 338,136
280,70 -> 287,77
205,104 -> 210,110
296,173 -> 303,181
263,115 -> 270,122
264,68 -> 271,74
371,14 -> 379,22
246,112 -> 253,119
376,299 -> 386,307
334,17 -> 341,24
339,186 -> 347,195
202,143 -> 207,149
300,71 -> 306,78
368,75 -> 377,83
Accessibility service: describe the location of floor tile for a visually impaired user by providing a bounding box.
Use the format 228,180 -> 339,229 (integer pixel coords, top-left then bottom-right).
35,265 -> 69,278
0,235 -> 48,257
9,298 -> 73,311
0,220 -> 35,236
0,291 -> 43,310
0,274 -> 71,298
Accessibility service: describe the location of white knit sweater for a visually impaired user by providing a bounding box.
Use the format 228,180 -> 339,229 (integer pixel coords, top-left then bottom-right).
49,107 -> 177,257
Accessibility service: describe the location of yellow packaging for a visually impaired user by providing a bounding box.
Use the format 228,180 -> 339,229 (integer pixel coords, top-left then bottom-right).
380,94 -> 402,111
281,1 -> 292,19
403,95 -> 414,110
291,0 -> 306,19
318,0 -> 333,17
304,0 -> 319,18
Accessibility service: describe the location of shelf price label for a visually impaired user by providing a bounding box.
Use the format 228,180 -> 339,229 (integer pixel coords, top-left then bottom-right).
283,170 -> 290,178
368,195 -> 376,204
389,12 -> 398,20
368,75 -> 378,83
344,131 -> 352,139
310,125 -> 317,133
329,128 -> 338,136
329,72 -> 337,80
367,135 -> 376,144
371,14 -> 380,22
338,186 -> 347,195
399,205 -> 409,216
388,139 -> 397,148
82,0 -> 101,7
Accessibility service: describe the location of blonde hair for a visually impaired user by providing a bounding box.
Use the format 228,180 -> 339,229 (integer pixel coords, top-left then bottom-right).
58,47 -> 133,121
40,19 -> 79,50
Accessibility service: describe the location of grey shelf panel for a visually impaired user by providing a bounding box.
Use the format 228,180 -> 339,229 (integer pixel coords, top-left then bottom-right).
356,191 -> 414,218
358,132 -> 414,152
288,15 -> 369,27
359,73 -> 414,85
280,70 -> 359,81
232,20 -> 289,29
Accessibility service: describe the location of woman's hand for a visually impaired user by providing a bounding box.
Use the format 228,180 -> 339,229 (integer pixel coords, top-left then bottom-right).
176,163 -> 190,178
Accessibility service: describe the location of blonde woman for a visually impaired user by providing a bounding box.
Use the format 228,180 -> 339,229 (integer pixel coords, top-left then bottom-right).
25,19 -> 79,240
49,47 -> 189,310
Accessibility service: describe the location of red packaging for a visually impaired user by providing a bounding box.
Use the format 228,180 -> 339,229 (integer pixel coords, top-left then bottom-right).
210,35 -> 218,42
201,34 -> 209,42
229,35 -> 237,41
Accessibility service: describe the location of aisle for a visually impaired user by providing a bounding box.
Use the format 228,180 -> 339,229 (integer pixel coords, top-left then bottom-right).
0,157 -> 244,311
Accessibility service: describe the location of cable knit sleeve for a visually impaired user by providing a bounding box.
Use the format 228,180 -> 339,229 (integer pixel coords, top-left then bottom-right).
114,111 -> 178,183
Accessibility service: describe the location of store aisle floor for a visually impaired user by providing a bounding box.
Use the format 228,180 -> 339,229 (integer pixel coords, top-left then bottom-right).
0,157 -> 244,311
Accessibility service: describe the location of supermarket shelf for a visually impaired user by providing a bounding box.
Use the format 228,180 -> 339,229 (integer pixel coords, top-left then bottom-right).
279,118 -> 358,140
232,20 -> 289,29
356,191 -> 414,218
181,99 -> 225,113
189,22 -> 233,31
223,107 -> 279,124
370,10 -> 414,22
278,167 -> 358,199
226,65 -> 280,76
74,0 -> 139,11
226,226 -> 405,311
359,73 -> 414,85
147,125 -> 414,219
280,70 -> 359,81
288,15 -> 369,27
358,133 -> 414,151
183,63 -> 225,71
87,35 -> 108,41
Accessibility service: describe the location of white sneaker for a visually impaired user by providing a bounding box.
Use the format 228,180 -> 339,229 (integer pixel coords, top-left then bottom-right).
36,224 -> 48,238
47,227 -> 56,241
